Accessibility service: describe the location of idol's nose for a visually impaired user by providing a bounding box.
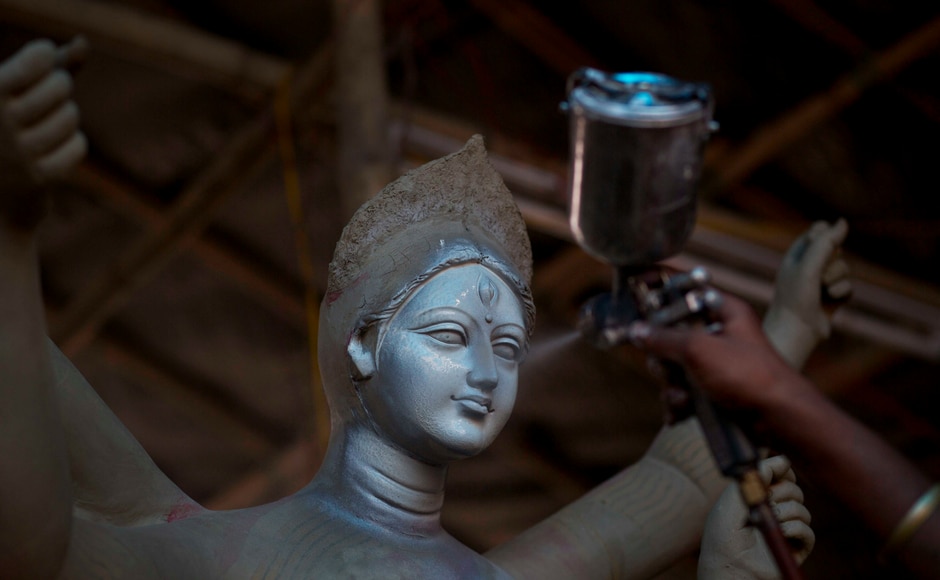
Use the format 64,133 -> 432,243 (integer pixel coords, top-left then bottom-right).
467,344 -> 498,392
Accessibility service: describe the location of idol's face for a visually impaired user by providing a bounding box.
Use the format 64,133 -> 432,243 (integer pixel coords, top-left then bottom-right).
359,264 -> 527,465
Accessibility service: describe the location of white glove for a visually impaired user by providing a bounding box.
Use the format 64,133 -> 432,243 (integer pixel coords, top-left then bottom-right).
698,455 -> 815,579
763,219 -> 851,369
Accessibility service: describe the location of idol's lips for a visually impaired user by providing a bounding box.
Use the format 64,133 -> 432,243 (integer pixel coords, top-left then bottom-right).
452,394 -> 493,413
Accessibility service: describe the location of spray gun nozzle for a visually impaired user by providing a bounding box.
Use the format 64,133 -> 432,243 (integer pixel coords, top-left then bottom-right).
577,292 -> 643,349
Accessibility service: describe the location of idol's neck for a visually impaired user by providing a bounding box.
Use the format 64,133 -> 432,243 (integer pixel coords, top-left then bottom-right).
305,422 -> 448,536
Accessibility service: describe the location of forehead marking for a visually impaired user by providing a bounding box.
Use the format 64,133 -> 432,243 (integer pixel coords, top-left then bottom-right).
478,273 -> 498,323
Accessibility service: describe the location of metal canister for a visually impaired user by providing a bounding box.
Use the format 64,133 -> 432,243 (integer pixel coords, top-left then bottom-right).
563,68 -> 715,267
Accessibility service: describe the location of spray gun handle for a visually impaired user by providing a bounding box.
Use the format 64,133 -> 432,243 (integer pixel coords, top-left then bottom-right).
661,359 -> 806,580
658,321 -> 806,580
668,363 -> 758,476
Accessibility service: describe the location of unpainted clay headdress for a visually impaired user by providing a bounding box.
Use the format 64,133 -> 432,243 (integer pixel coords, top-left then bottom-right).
327,134 -> 532,298
319,135 -> 535,419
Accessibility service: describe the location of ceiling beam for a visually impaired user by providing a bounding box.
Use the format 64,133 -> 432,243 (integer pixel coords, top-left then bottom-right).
94,335 -> 281,458
59,86 -> 940,366
0,0 -> 289,101
768,0 -> 869,55
73,163 -> 307,327
42,306 -> 283,463
522,212 -> 940,361
468,0 -> 600,77
704,14 -> 940,195
768,0 -> 940,125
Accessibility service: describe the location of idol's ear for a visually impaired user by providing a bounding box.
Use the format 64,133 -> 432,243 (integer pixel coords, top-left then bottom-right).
347,324 -> 378,381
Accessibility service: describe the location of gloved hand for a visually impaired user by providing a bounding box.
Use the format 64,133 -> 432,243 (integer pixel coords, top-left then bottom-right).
762,219 -> 851,369
698,455 -> 815,579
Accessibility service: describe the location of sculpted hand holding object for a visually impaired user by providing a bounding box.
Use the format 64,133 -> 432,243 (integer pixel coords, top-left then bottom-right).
0,38 -> 87,228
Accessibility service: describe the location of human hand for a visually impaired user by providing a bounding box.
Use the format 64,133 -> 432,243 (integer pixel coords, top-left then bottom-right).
762,219 -> 850,369
0,37 -> 88,229
698,455 -> 814,579
630,291 -> 810,418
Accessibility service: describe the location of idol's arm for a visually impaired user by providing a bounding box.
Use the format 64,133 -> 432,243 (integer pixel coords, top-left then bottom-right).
50,342 -> 202,526
0,38 -> 85,579
0,210 -> 73,579
6,33 -> 198,526
486,418 -> 721,578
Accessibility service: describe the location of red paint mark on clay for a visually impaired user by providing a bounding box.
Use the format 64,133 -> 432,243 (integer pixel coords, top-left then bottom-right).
326,289 -> 344,304
165,502 -> 203,523
327,272 -> 368,304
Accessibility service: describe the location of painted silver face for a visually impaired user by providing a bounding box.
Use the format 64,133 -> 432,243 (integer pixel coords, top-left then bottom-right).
360,264 -> 526,465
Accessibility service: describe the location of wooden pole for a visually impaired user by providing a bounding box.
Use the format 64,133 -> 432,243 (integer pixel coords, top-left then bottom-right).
469,0 -> 600,76
331,0 -> 395,220
706,15 -> 940,195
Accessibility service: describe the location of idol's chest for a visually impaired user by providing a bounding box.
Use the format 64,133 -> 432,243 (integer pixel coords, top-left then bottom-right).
223,509 -> 511,579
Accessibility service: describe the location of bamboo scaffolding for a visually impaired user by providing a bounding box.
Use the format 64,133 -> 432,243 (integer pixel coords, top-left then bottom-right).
469,0 -> 600,76
74,164 -> 307,326
705,14 -> 940,195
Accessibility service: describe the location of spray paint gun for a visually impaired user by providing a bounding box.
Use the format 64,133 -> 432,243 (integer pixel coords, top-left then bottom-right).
562,68 -> 805,579
562,67 -> 717,343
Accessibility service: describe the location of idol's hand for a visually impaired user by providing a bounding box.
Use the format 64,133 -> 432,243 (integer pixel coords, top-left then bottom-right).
0,37 -> 87,229
763,219 -> 851,369
698,455 -> 814,579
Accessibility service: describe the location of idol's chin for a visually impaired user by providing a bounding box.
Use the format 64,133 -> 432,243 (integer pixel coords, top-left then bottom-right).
428,425 -> 504,463
402,430 -> 479,466
401,408 -> 512,465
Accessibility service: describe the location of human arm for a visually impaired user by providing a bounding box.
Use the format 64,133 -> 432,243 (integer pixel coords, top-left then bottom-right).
683,219 -> 847,577
632,292 -> 940,579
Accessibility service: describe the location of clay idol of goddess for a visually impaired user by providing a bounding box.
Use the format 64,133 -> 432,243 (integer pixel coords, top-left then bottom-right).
0,39 -> 853,579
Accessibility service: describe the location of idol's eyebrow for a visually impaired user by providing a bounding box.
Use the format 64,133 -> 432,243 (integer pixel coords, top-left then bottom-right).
491,322 -> 526,339
409,307 -> 473,328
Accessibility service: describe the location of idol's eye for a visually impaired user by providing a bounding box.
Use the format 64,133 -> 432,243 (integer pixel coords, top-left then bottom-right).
421,326 -> 467,347
492,339 -> 522,362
